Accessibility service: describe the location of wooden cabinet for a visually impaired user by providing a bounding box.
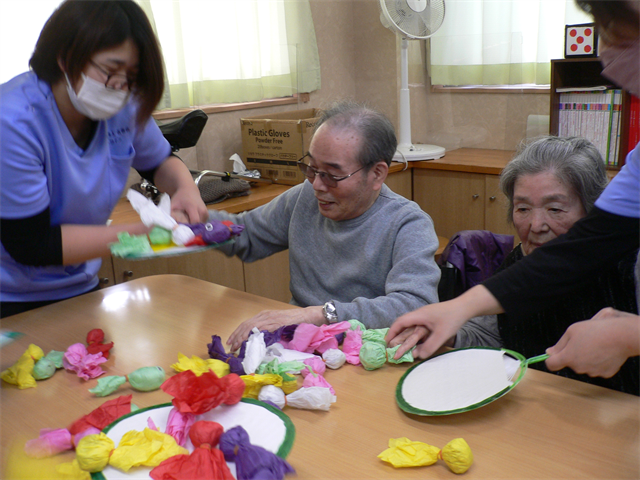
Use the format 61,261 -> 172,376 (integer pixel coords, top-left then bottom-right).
411,149 -> 517,240
112,249 -> 245,291
385,167 -> 412,199
413,170 -> 515,239
484,174 -> 513,236
97,256 -> 115,289
550,58 -> 631,169
243,250 -> 291,303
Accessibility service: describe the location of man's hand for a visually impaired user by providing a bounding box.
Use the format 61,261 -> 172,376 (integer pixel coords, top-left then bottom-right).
226,306 -> 325,352
545,308 -> 640,378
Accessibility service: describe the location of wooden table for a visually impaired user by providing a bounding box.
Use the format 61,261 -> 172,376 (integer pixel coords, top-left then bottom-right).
3,275 -> 638,479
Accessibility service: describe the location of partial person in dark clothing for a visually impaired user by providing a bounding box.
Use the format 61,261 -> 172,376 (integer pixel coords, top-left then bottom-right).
450,136 -> 639,394
386,0 -> 640,382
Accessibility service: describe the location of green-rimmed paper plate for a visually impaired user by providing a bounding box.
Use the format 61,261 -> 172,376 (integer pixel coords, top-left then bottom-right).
396,347 -> 549,416
92,398 -> 295,479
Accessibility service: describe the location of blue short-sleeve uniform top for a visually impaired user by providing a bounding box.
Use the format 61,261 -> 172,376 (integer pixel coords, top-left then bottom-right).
0,72 -> 171,302
595,143 -> 640,219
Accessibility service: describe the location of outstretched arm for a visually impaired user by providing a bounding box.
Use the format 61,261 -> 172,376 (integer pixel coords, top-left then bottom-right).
386,285 -> 504,359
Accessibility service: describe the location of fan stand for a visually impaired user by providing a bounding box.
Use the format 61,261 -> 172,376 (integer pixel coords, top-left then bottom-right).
394,37 -> 445,162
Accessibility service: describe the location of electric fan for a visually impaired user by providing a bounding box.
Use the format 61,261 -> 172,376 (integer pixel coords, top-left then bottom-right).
379,0 -> 446,161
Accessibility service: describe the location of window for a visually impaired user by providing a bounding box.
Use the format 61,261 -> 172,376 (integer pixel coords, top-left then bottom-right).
430,0 -> 592,87
0,0 -> 321,109
138,0 -> 321,109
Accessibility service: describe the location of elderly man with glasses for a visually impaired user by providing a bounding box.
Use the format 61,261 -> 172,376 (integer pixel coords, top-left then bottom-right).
211,101 -> 440,351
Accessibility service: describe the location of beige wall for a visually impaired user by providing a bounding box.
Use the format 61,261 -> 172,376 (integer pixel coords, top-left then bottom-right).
139,0 -> 551,184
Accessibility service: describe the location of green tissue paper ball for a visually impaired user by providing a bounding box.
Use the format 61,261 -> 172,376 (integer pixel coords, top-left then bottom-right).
128,366 -> 166,391
46,350 -> 64,369
148,227 -> 172,245
110,232 -> 152,257
33,350 -> 65,380
362,327 -> 389,346
359,342 -> 387,371
33,358 -> 57,380
347,319 -> 366,332
386,344 -> 414,364
89,376 -> 127,397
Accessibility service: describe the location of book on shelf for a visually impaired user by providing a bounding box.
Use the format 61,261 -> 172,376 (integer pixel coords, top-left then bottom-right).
628,95 -> 639,152
557,88 -> 622,166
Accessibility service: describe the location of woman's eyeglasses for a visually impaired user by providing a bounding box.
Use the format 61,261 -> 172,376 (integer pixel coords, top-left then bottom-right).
297,153 -> 366,188
89,60 -> 136,91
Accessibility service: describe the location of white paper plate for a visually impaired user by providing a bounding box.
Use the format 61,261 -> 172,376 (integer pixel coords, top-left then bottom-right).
93,398 -> 295,479
396,347 -> 548,416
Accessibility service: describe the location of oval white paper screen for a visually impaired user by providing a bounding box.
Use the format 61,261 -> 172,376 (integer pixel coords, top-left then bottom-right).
400,349 -> 521,413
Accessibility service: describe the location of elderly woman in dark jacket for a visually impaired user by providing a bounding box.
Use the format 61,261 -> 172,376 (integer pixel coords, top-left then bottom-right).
453,136 -> 639,395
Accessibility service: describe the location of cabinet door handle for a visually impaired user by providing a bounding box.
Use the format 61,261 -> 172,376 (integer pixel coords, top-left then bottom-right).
489,196 -> 497,201
124,270 -> 134,279
472,194 -> 479,200
99,277 -> 110,286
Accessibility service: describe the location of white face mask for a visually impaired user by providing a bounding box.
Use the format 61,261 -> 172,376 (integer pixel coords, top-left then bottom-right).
65,73 -> 129,120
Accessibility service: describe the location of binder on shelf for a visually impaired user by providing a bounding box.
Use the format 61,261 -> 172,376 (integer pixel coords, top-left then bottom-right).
628,95 -> 639,152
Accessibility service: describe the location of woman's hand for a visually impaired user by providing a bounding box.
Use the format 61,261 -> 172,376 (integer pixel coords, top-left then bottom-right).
226,306 -> 325,352
169,186 -> 208,224
386,303 -> 466,360
153,155 -> 208,224
386,285 -> 504,360
545,308 -> 640,378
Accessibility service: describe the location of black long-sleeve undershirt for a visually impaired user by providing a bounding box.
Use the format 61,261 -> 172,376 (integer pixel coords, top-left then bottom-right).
483,206 -> 640,314
1,207 -> 63,266
1,166 -> 160,267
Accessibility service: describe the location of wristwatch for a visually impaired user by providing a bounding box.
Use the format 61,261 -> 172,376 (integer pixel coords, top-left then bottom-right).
322,301 -> 338,323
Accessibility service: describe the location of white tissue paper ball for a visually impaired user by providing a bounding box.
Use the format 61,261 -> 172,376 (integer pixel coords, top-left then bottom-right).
286,386 -> 336,411
322,348 -> 346,369
171,225 -> 195,246
258,385 -> 286,409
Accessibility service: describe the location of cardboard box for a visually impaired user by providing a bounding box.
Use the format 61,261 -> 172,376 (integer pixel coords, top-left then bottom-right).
240,108 -> 321,185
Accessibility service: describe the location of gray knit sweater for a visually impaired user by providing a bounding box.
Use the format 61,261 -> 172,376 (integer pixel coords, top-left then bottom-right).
208,182 -> 440,328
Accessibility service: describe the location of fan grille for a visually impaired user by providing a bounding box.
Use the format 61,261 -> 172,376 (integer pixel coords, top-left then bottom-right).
380,0 -> 445,39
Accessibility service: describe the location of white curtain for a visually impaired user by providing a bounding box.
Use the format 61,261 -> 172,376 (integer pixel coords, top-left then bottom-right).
430,0 -> 593,86
137,0 -> 321,109
0,0 -> 62,84
0,1 -> 320,108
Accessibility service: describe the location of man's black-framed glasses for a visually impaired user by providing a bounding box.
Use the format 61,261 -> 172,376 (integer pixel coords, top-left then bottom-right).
89,60 -> 136,91
297,153 -> 366,188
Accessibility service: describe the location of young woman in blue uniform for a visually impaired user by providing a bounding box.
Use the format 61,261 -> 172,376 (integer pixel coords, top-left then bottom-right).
0,0 -> 208,317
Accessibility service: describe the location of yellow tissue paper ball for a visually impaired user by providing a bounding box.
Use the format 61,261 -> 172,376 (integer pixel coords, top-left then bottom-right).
377,437 -> 441,468
440,438 -> 473,474
1,344 -> 45,389
75,433 -> 115,473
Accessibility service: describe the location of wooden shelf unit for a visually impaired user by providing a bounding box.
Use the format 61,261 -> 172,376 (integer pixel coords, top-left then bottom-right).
550,57 -> 630,169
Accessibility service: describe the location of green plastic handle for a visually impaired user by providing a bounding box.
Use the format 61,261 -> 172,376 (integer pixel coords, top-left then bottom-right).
525,353 -> 550,366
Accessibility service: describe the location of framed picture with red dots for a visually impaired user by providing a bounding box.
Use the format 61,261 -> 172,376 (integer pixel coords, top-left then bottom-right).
565,23 -> 598,58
